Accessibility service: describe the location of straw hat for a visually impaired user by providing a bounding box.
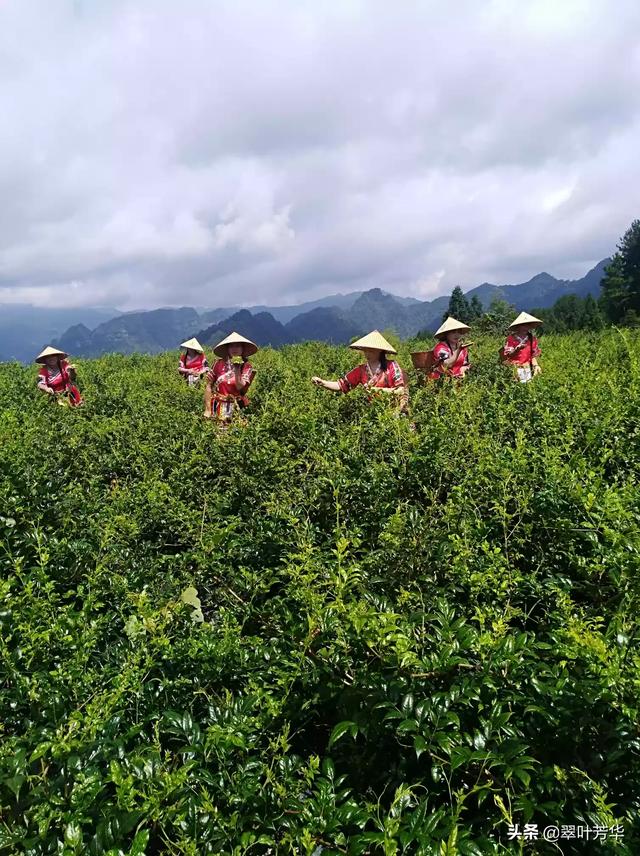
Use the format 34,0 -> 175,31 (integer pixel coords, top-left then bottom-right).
434,317 -> 471,338
213,331 -> 259,358
349,330 -> 397,355
509,311 -> 542,329
180,337 -> 205,353
35,345 -> 68,364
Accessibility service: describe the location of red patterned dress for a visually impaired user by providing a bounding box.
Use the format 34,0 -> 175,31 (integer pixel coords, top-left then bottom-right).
37,360 -> 83,406
207,358 -> 256,421
178,352 -> 209,386
338,360 -> 409,412
502,333 -> 541,382
428,342 -> 469,380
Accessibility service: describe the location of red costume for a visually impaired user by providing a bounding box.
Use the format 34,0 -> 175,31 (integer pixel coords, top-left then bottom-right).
178,352 -> 209,384
338,360 -> 408,411
37,359 -> 83,406
428,341 -> 469,379
207,358 -> 255,421
503,333 -> 541,366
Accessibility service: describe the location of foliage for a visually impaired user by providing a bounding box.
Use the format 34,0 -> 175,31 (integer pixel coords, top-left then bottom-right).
532,294 -> 604,333
600,219 -> 640,324
443,287 -> 476,325
475,298 -> 517,335
1,332 -> 640,854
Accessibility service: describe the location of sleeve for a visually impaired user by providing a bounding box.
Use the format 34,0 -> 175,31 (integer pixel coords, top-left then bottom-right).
241,361 -> 255,388
532,338 -> 541,357
36,367 -> 47,386
338,365 -> 364,394
433,343 -> 450,362
502,335 -> 517,356
207,360 -> 222,384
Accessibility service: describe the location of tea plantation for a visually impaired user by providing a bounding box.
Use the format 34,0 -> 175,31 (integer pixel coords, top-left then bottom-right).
1,332 -> 639,854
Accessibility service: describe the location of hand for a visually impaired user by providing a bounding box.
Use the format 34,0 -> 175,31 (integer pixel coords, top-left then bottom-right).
311,376 -> 324,387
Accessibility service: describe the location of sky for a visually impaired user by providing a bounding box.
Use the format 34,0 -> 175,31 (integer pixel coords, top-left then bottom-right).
0,0 -> 639,311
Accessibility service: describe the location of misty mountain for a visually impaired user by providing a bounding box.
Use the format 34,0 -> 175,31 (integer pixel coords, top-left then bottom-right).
9,258 -> 611,360
0,305 -> 120,363
199,290 -> 387,327
466,259 -> 610,312
54,307 -> 201,357
197,309 -> 290,349
285,307 -> 363,344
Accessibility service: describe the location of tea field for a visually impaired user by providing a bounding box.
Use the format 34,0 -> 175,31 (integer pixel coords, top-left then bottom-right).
1,331 -> 639,854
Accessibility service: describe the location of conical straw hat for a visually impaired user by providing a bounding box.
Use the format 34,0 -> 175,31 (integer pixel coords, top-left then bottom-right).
509,311 -> 542,328
35,345 -> 68,364
349,330 -> 397,354
180,337 -> 205,353
213,331 -> 259,358
434,316 -> 471,338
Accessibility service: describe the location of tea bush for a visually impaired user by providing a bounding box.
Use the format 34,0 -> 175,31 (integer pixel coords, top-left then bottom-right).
1,331 -> 639,854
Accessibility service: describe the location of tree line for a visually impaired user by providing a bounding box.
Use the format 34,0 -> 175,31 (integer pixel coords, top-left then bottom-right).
437,219 -> 640,335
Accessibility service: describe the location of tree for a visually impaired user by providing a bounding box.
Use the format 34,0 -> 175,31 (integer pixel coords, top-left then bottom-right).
443,286 -> 472,324
600,219 -> 640,323
552,294 -> 585,331
469,295 -> 484,320
476,297 -> 516,334
582,294 -> 604,331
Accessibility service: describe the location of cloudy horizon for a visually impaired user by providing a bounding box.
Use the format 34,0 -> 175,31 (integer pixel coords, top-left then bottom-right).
1,0 -> 638,311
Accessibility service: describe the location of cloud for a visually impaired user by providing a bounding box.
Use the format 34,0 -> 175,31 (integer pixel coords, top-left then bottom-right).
0,0 -> 638,310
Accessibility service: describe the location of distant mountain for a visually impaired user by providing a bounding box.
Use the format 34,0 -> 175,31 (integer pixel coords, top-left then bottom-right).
196,309 -> 290,349
285,307 -> 363,344
201,291 -> 374,326
199,306 -> 241,326
54,307 -> 201,357
20,257 -> 611,360
464,259 -> 611,313
0,305 -> 120,363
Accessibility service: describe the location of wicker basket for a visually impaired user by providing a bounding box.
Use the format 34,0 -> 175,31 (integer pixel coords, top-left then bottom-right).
410,351 -> 432,370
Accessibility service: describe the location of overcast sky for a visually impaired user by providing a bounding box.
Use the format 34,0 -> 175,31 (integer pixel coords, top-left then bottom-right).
0,0 -> 639,311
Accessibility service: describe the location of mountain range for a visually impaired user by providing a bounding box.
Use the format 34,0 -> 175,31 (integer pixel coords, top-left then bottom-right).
0,259 -> 610,361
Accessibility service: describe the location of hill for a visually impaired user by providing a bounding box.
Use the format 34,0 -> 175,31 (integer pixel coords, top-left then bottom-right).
54,307 -> 201,357
196,308 -> 290,349
0,305 -> 120,363
7,258 -> 611,360
285,306 -> 363,344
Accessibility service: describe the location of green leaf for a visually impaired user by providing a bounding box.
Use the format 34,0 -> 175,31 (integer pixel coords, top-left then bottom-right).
328,721 -> 358,747
413,735 -> 427,759
129,829 -> 150,856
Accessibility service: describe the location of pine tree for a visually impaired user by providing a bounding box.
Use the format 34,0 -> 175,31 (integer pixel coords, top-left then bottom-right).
582,294 -> 604,331
469,295 -> 483,320
600,219 -> 640,323
443,286 -> 472,323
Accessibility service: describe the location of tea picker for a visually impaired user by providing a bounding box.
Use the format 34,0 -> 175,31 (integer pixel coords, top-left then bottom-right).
35,346 -> 84,407
500,312 -> 542,383
411,317 -> 472,381
178,337 -> 209,386
203,331 -> 258,425
311,330 -> 410,414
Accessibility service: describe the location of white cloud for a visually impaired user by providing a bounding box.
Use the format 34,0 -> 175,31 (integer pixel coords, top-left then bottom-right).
0,0 -> 638,310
